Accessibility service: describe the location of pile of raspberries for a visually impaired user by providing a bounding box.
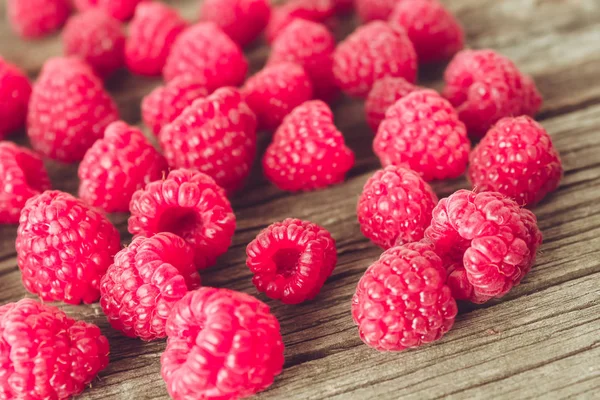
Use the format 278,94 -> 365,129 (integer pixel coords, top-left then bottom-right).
0,0 -> 563,399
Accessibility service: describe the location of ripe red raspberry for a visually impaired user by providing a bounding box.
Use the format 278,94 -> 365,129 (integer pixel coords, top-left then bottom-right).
269,19 -> 338,101
352,241 -> 458,351
0,299 -> 109,399
425,190 -> 543,303
0,142 -> 50,224
63,10 -> 125,78
389,0 -> 464,64
0,57 -> 31,139
78,121 -> 168,212
7,0 -> 71,39
27,57 -> 119,163
263,100 -> 354,191
101,233 -> 201,341
73,0 -> 146,21
161,288 -> 284,400
16,190 -> 121,304
163,23 -> 248,91
125,2 -> 187,76
246,218 -> 337,304
265,0 -> 335,43
469,116 -> 563,207
142,76 -> 209,136
242,63 -> 313,131
373,89 -> 471,181
333,21 -> 417,98
357,166 -> 437,249
364,77 -> 418,132
200,0 -> 271,47
443,49 -> 543,138
128,169 -> 236,269
159,87 -> 257,193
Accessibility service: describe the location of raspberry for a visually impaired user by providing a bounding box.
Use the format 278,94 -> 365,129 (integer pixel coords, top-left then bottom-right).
73,0 -> 146,21
100,233 -> 201,341
389,0 -> 464,64
263,100 -> 354,191
0,57 -> 31,139
128,169 -> 236,269
425,190 -> 543,303
246,218 -> 337,304
161,288 -> 284,400
357,166 -> 437,249
333,21 -> 417,98
199,0 -> 271,47
16,190 -> 121,304
159,87 -> 257,193
27,57 -> 119,163
125,2 -> 187,76
163,23 -> 248,91
0,142 -> 50,224
373,89 -> 471,181
443,49 -> 543,138
242,63 -> 314,131
269,19 -> 338,101
265,0 -> 335,43
333,0 -> 353,14
63,10 -> 125,78
0,299 -> 109,399
7,0 -> 71,39
469,116 -> 563,207
352,241 -> 458,351
142,76 -> 209,136
78,121 -> 168,212
355,0 -> 404,22
364,77 -> 418,132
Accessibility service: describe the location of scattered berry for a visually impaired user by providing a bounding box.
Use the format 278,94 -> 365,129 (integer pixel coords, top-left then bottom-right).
160,87 -> 257,193
333,21 -> 417,98
354,0 -> 396,22
373,89 -> 471,181
364,77 -> 418,132
7,0 -> 71,39
469,116 -> 563,206
0,299 -> 109,399
73,0 -> 146,21
247,218 -> 337,304
263,100 -> 354,191
266,0 -> 335,43
128,169 -> 236,269
0,57 -> 31,139
16,190 -> 121,304
352,241 -> 458,351
161,288 -> 284,400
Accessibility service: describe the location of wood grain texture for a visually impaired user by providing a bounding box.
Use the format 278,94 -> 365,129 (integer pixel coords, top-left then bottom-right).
1,0 -> 600,399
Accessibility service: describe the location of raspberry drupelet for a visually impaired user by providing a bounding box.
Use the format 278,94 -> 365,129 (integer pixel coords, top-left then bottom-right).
73,0 -> 146,21
364,77 -> 418,133
265,0 -> 335,43
0,57 -> 31,139
7,0 -> 71,39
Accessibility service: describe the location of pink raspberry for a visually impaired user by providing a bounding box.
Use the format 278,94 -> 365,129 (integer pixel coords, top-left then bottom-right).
78,121 -> 168,212
242,63 -> 313,131
142,76 -> 209,136
333,21 -> 417,98
0,57 -> 31,139
357,166 -> 438,249
159,87 -> 257,193
263,100 -> 354,191
0,299 -> 109,399
73,0 -> 146,21
27,57 -> 119,163
469,116 -> 563,207
161,288 -> 284,400
16,190 -> 121,304
199,0 -> 271,47
425,190 -> 543,303
7,0 -> 71,39
443,49 -> 543,138
0,142 -> 50,224
269,19 -> 338,101
354,0 -> 398,22
101,233 -> 201,341
352,241 -> 458,351
125,1 -> 187,76
247,218 -> 337,304
373,89 -> 471,181
163,23 -> 248,91
128,169 -> 236,269
364,77 -> 418,132
265,0 -> 335,43
63,10 -> 125,78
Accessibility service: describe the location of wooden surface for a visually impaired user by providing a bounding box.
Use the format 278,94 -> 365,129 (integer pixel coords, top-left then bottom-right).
1,0 -> 600,399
